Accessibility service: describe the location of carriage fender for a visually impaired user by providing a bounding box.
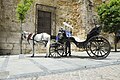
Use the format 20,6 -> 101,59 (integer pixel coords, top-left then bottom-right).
72,36 -> 85,42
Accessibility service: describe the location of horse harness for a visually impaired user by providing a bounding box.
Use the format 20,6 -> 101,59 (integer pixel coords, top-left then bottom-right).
27,33 -> 48,47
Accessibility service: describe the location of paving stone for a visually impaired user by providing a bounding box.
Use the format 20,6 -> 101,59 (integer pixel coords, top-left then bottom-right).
0,51 -> 120,80
0,71 -> 9,79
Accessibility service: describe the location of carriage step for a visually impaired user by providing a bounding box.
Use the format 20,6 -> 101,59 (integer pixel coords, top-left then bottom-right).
94,40 -> 104,42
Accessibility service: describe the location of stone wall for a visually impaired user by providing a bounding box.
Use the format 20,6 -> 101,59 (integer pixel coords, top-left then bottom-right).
0,0 -> 112,55
0,0 -> 20,54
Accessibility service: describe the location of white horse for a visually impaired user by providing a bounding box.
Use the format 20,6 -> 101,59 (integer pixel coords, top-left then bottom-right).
22,31 -> 50,57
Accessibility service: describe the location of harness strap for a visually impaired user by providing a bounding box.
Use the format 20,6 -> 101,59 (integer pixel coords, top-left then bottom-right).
41,33 -> 44,41
27,33 -> 36,44
32,34 -> 37,45
27,33 -> 33,42
33,34 -> 37,40
27,33 -> 48,47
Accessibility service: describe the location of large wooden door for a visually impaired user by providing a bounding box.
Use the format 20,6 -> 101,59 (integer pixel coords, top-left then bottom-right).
37,10 -> 51,35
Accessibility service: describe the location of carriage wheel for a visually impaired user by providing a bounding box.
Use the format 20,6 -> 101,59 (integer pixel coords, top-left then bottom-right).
86,36 -> 111,59
49,43 -> 64,58
57,45 -> 64,57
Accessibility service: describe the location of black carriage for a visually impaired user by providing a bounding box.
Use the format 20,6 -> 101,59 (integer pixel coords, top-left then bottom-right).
49,22 -> 111,59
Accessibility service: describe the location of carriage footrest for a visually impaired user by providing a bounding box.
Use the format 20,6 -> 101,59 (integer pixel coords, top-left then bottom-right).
50,43 -> 61,47
94,40 -> 104,42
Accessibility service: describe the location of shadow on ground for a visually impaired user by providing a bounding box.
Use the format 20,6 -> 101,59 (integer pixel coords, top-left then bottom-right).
26,55 -> 91,59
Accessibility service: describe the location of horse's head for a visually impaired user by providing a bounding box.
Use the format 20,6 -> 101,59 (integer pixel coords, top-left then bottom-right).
22,31 -> 30,40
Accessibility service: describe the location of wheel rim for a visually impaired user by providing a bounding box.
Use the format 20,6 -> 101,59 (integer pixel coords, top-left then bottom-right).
49,44 -> 64,58
86,36 -> 111,59
57,45 -> 64,56
49,46 -> 60,58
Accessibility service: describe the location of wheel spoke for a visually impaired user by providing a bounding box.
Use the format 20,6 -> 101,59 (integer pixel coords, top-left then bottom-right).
100,51 -> 103,56
86,36 -> 111,59
91,48 -> 97,54
101,49 -> 106,54
97,51 -> 100,56
91,41 -> 96,45
93,41 -> 98,46
49,44 -> 64,58
92,49 -> 97,53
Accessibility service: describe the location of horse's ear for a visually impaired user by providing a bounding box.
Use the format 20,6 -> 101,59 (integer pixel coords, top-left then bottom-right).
23,31 -> 27,33
23,31 -> 29,34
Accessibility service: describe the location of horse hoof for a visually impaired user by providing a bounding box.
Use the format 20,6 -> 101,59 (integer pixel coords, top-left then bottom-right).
48,56 -> 51,57
31,56 -> 34,57
45,56 -> 47,58
64,55 -> 67,57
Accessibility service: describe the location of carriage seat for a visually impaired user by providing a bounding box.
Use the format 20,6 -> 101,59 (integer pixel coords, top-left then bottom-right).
86,26 -> 100,41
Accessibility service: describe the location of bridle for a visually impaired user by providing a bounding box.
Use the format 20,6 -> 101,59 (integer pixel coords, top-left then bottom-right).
21,33 -> 27,40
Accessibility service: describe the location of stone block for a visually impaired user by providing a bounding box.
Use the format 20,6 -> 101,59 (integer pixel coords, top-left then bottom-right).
7,38 -> 20,44
0,38 -> 7,43
13,44 -> 20,50
0,43 -> 13,50
0,71 -> 9,79
0,49 -> 11,55
7,32 -> 20,39
22,40 -> 29,44
0,32 -> 7,38
22,49 -> 31,54
11,49 -> 20,55
23,44 -> 32,49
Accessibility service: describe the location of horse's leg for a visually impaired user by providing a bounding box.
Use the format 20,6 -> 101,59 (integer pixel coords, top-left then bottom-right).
32,40 -> 35,57
45,38 -> 50,57
45,41 -> 49,57
29,40 -> 35,57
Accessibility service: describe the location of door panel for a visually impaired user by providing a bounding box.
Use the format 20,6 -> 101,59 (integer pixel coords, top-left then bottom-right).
37,10 -> 51,35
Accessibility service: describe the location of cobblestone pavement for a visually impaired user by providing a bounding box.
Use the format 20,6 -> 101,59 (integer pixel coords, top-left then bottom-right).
18,64 -> 120,80
0,51 -> 120,80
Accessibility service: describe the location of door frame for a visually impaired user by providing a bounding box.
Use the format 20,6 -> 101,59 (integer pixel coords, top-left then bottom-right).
35,4 -> 56,35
